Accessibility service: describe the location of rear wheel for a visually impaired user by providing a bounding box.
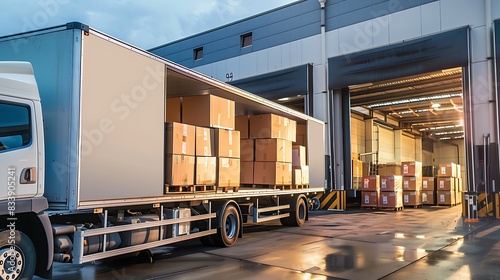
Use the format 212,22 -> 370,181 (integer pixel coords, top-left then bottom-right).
212,205 -> 240,247
280,197 -> 307,227
0,230 -> 36,280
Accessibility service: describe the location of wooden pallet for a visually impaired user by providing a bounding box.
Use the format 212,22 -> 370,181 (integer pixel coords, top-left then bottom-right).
294,184 -> 309,189
241,184 -> 294,190
164,184 -> 194,194
217,186 -> 239,193
404,204 -> 423,209
194,185 -> 216,192
378,206 -> 404,211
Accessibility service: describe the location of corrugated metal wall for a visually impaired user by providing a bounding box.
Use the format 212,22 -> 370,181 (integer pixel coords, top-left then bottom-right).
378,126 -> 395,163
350,115 -> 365,155
401,133 -> 416,161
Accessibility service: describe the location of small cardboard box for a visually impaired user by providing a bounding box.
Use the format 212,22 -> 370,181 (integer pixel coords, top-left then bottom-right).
166,97 -> 181,123
403,176 -> 422,191
250,113 -> 288,140
165,122 -> 195,155
422,177 -> 435,190
401,161 -> 422,177
437,177 -> 455,191
301,165 -> 310,185
292,168 -> 302,186
195,127 -> 215,156
253,161 -> 292,185
235,115 -> 250,139
362,175 -> 380,191
379,190 -> 403,208
165,154 -> 195,186
240,161 -> 254,184
214,129 -> 240,158
195,156 -> 216,185
437,190 -> 456,205
438,163 -> 457,177
361,191 -> 379,207
182,95 -> 235,130
292,145 -> 307,167
380,175 -> 403,192
422,190 -> 435,205
403,190 -> 422,206
378,163 -> 402,176
240,139 -> 254,161
255,138 -> 292,163
217,158 -> 240,187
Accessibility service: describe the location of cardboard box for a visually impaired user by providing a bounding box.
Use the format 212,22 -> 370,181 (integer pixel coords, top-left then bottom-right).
240,139 -> 254,161
403,176 -> 422,191
217,158 -> 240,187
380,175 -> 403,191
352,177 -> 364,190
292,168 -> 302,186
165,154 -> 195,185
292,145 -> 307,167
378,163 -> 402,176
165,122 -> 195,155
422,177 -> 435,191
401,161 -> 422,177
456,164 -> 461,178
253,161 -> 292,185
439,163 -> 457,177
422,190 -> 435,205
182,95 -> 235,130
352,152 -> 359,160
352,160 -> 363,178
235,115 -> 250,139
195,156 -> 216,185
403,191 -> 422,206
250,113 -> 288,140
286,119 -> 297,142
195,127 -> 215,156
362,175 -> 380,191
255,138 -> 292,163
214,129 -> 240,158
437,190 -> 456,205
295,124 -> 307,146
379,190 -> 403,208
361,191 -> 378,207
456,178 -> 463,192
437,177 -> 455,191
240,161 -> 254,184
166,97 -> 181,122
301,165 -> 310,185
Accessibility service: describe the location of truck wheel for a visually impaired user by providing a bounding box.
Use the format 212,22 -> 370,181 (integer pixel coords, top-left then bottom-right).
213,205 -> 240,247
0,230 -> 36,280
280,197 -> 307,227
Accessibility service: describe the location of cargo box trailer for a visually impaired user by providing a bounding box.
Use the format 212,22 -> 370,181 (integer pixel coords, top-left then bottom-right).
0,23 -> 325,279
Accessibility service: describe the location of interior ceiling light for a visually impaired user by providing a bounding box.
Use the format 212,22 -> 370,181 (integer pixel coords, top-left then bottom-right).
278,97 -> 290,101
368,93 -> 462,108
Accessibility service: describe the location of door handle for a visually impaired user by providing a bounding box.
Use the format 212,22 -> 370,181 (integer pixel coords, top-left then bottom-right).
20,167 -> 36,184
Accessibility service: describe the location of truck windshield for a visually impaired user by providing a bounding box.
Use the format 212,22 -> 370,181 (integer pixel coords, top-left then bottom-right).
0,102 -> 31,151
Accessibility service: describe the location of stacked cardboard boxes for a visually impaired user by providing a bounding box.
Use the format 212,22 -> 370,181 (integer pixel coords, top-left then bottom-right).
379,175 -> 403,209
361,175 -> 379,207
436,162 -> 460,206
352,153 -> 363,190
421,177 -> 436,205
292,145 -> 309,187
401,161 -> 423,207
165,122 -> 196,187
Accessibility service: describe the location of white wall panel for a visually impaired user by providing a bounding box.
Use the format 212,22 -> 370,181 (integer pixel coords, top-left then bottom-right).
493,0 -> 500,19
239,53 -> 258,79
378,126 -> 395,163
301,35 -> 322,64
440,0 -> 485,30
257,49 -> 269,75
268,45 -> 282,71
421,2 -> 441,35
471,61 -> 491,104
289,40 -> 302,67
389,7 -> 422,43
472,102 -> 493,144
313,92 -> 327,122
325,29 -> 340,58
372,16 -> 390,48
281,43 -> 292,69
225,57 -> 240,80
338,21 -> 373,56
471,26 -> 487,64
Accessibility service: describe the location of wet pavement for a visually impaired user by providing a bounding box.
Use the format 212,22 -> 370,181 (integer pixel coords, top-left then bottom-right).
40,205 -> 500,280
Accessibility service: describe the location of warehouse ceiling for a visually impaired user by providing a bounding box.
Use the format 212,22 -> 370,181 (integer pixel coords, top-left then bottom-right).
349,67 -> 464,141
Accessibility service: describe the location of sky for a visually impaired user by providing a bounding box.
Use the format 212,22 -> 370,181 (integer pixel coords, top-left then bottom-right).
0,0 -> 297,50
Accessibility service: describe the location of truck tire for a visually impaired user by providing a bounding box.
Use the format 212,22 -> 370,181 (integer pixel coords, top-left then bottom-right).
280,197 -> 307,227
213,204 -> 240,247
0,230 -> 36,280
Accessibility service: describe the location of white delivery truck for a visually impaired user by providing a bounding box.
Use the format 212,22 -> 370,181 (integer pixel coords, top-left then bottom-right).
0,22 -> 326,279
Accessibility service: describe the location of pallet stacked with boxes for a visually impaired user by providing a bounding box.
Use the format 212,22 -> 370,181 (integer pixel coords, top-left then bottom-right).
379,175 -> 404,210
421,176 -> 436,205
402,161 -> 423,208
361,175 -> 380,208
165,122 -> 196,192
436,162 -> 461,206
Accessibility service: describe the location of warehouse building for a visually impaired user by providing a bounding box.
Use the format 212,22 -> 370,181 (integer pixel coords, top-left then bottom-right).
150,0 -> 500,208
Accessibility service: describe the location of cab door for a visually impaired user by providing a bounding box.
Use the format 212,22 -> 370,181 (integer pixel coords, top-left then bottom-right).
0,97 -> 38,200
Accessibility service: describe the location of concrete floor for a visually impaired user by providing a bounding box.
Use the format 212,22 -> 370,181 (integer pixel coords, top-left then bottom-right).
41,205 -> 500,280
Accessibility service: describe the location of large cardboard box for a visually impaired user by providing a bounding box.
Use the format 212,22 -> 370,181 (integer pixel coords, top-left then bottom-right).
240,139 -> 254,161
165,154 -> 195,186
240,161 -> 254,184
378,163 -> 402,176
255,138 -> 292,163
165,122 -> 195,155
362,175 -> 380,191
438,163 -> 457,177
380,175 -> 403,192
214,129 -> 240,158
437,177 -> 455,191
217,158 -> 240,187
403,191 -> 422,206
182,95 -> 235,130
235,115 -> 250,139
292,145 -> 307,167
301,165 -> 310,185
361,191 -> 378,207
422,190 -> 436,205
166,97 -> 181,123
437,190 -> 456,205
195,156 -> 216,185
401,161 -> 422,177
292,168 -> 302,186
253,161 -> 292,185
352,160 -> 363,178
379,190 -> 403,208
403,176 -> 422,191
422,177 -> 435,191
250,114 -> 288,140
287,119 -> 297,142
295,124 -> 307,146
195,127 -> 215,156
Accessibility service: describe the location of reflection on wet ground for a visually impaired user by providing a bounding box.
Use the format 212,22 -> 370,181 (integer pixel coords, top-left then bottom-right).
40,206 -> 500,280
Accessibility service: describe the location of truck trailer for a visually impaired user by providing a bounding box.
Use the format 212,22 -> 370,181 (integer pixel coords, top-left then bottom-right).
0,22 -> 325,279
